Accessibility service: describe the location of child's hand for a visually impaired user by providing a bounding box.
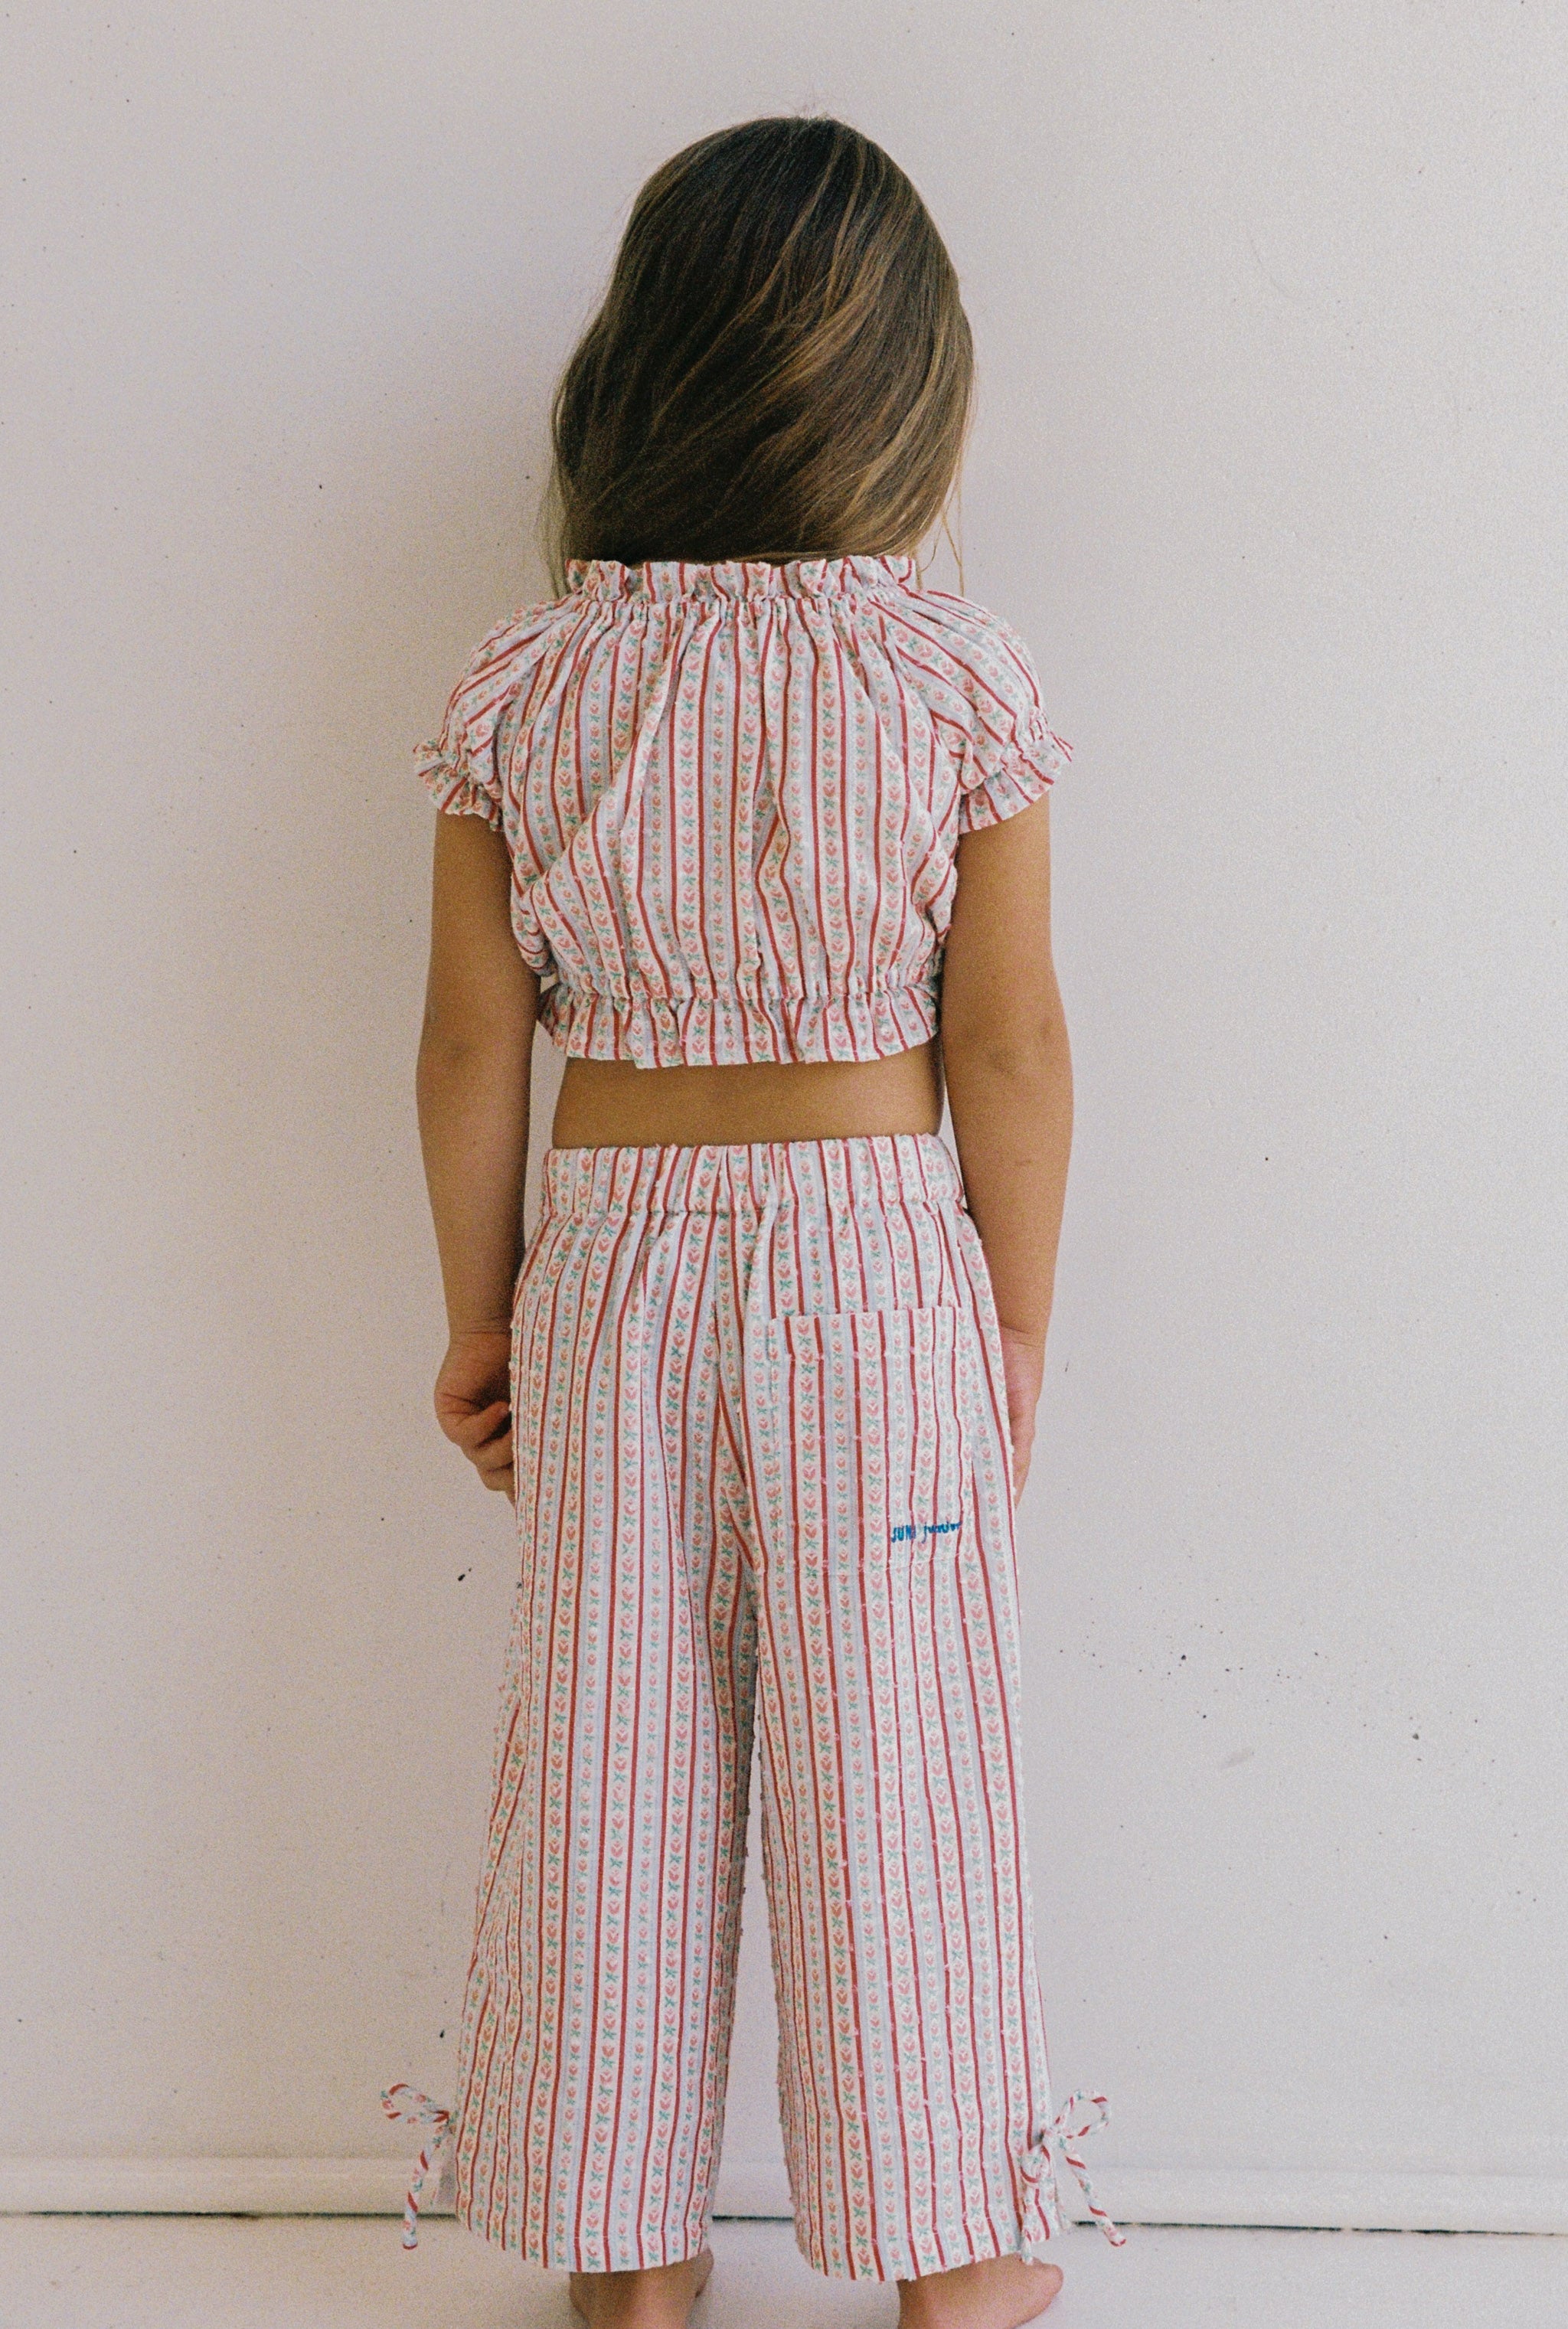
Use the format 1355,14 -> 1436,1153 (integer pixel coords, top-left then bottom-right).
433,1328 -> 515,1504
998,1326 -> 1046,1505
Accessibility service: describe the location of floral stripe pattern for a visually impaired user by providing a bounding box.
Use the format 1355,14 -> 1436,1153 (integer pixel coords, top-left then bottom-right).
415,557 -> 1070,1067
436,1134 -> 1116,2279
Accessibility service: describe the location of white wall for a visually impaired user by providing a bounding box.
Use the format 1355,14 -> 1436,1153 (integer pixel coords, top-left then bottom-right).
3,0 -> 1566,2222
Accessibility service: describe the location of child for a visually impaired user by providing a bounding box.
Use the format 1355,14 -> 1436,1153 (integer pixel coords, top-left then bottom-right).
390,113 -> 1120,2329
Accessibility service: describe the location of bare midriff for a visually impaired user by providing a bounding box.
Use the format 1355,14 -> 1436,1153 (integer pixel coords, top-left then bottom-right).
550,1040 -> 944,1150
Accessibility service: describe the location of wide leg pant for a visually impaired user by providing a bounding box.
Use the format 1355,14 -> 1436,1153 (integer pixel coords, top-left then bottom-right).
448,1133 -> 1076,2281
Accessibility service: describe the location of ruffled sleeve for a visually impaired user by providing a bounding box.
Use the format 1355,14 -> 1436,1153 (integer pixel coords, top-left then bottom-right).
951,612 -> 1072,835
882,590 -> 1072,836
413,601 -> 564,834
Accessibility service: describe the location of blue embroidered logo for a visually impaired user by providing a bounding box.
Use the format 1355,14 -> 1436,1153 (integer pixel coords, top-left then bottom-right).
890,1519 -> 961,1543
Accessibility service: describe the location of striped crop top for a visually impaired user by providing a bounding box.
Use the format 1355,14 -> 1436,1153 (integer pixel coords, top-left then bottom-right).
415,552 -> 1070,1067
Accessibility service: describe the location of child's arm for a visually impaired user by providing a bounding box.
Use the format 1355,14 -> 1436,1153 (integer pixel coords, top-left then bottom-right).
939,792 -> 1073,1501
415,812 -> 538,1500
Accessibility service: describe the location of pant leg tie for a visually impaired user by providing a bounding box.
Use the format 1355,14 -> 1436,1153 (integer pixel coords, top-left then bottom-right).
380,2084 -> 453,2249
1018,2090 -> 1127,2254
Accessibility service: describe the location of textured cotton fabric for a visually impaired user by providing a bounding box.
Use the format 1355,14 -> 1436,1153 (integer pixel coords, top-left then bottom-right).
415,555 -> 1070,1067
446,1135 -> 1076,2280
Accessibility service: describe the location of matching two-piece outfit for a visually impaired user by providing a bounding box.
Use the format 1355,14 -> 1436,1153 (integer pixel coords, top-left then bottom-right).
384,552 -> 1118,2282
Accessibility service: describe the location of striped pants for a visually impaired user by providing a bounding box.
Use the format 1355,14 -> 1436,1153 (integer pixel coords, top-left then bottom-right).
450,1134 -> 1071,2281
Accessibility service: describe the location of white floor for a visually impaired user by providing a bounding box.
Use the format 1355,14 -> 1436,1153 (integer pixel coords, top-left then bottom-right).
2,2215 -> 1566,2329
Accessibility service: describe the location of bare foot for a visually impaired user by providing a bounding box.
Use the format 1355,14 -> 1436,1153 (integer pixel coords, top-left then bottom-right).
568,2246 -> 714,2326
897,2252 -> 1064,2329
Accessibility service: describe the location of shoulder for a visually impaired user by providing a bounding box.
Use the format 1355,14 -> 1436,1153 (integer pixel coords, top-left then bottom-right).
875,583 -> 1050,743
877,583 -> 1071,832
435,592 -> 583,741
415,590 -> 583,824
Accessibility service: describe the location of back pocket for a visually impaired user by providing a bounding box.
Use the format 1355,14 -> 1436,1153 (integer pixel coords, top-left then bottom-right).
753,1302 -> 972,1570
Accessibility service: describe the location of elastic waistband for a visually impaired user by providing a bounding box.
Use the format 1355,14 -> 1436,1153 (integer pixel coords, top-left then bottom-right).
539,1133 -> 965,1222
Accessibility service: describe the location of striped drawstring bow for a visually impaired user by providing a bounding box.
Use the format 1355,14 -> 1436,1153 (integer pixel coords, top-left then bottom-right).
380,2084 -> 453,2249
1019,2089 -> 1127,2252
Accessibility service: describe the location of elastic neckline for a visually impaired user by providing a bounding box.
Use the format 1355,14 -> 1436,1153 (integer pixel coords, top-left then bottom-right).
565,553 -> 918,603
